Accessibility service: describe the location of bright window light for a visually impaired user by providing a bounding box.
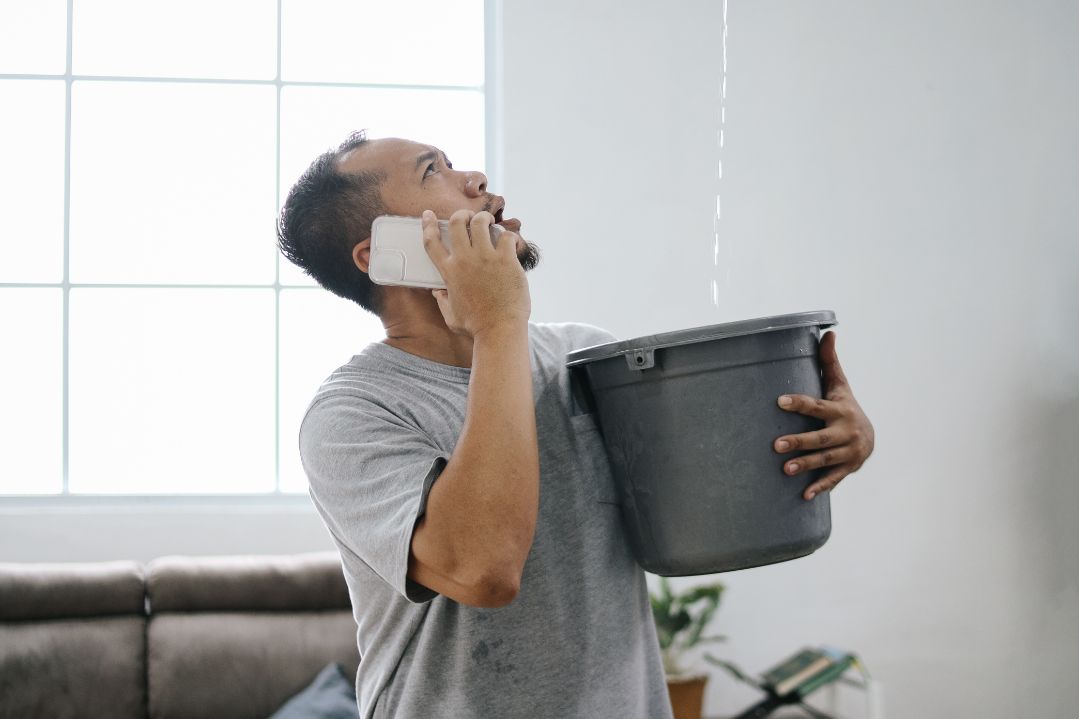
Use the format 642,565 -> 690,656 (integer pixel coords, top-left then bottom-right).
0,289 -> 63,494
281,0 -> 484,86
73,0 -> 277,80
0,80 -> 65,283
0,0 -> 67,74
69,288 -> 277,494
0,1 -> 489,497
70,81 -> 278,285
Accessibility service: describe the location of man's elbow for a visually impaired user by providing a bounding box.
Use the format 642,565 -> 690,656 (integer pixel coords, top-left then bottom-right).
409,521 -> 528,608
467,565 -> 522,608
455,531 -> 532,608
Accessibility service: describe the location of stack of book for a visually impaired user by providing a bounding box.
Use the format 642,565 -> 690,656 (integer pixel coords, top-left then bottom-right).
759,646 -> 856,699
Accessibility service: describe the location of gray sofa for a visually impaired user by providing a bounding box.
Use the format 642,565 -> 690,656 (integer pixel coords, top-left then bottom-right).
0,551 -> 361,719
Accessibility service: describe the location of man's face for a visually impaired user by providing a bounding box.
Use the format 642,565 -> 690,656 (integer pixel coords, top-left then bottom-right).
340,137 -> 540,272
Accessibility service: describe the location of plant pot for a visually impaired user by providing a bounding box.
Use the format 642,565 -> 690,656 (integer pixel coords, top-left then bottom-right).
666,673 -> 708,719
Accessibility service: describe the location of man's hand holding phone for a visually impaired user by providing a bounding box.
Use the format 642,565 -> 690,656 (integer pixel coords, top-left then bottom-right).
422,209 -> 530,339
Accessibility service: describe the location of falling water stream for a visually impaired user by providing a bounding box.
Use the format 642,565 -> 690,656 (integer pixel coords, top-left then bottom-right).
711,0 -> 730,307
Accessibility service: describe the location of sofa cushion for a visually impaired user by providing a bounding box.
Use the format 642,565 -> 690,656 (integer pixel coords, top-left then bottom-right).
145,551 -> 349,612
0,560 -> 144,621
0,616 -> 146,719
147,611 -> 360,719
267,662 -> 358,719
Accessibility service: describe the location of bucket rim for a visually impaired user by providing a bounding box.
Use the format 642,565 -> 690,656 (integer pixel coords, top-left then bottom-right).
565,310 -> 838,368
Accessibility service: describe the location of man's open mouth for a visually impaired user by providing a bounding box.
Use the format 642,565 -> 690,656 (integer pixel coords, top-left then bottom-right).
497,217 -> 521,233
487,198 -> 521,233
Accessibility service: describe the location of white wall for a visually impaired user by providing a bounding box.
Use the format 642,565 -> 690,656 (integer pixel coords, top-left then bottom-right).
0,500 -> 334,563
503,0 -> 1078,716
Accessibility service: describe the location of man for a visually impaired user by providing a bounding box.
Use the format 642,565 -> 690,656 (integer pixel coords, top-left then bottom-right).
276,131 -> 875,719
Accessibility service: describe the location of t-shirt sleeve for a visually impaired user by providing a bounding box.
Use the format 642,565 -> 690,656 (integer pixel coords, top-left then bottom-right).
570,322 -> 619,349
298,393 -> 449,604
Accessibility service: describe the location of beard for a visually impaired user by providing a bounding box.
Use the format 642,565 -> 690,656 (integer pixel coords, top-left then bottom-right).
516,236 -> 541,272
480,195 -> 539,271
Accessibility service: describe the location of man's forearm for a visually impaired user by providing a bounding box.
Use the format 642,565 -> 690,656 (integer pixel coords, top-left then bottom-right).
434,321 -> 539,594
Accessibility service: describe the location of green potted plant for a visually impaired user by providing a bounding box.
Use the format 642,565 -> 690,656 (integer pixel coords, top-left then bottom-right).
649,576 -> 727,719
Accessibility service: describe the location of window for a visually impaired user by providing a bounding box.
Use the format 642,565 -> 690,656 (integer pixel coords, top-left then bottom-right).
0,0 -> 495,497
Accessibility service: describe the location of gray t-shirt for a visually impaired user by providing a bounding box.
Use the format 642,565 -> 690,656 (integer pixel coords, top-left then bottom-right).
299,321 -> 672,719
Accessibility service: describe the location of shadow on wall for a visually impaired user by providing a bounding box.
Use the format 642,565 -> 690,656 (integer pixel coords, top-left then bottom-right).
1025,395 -> 1079,596
1022,257 -> 1079,611
1017,388 -> 1079,712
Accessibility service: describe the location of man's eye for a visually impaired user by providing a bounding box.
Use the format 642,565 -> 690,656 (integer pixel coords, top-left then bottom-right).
424,163 -> 437,178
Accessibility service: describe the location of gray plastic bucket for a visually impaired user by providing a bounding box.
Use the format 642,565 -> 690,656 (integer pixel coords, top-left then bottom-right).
565,310 -> 838,576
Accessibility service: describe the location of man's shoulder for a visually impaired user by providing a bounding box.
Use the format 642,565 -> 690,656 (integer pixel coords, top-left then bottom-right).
299,357 -> 409,434
529,320 -> 619,353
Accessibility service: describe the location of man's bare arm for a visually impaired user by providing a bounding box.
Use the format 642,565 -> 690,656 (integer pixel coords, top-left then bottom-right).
404,209 -> 537,608
407,322 -> 539,608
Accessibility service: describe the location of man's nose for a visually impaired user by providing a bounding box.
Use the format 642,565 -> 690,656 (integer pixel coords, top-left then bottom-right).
464,171 -> 488,197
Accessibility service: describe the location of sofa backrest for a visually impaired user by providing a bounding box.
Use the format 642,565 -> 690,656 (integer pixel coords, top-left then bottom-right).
144,552 -> 359,719
0,552 -> 361,719
0,560 -> 148,719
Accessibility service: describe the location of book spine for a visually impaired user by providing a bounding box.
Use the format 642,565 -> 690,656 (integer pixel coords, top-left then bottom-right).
796,655 -> 855,697
774,656 -> 832,696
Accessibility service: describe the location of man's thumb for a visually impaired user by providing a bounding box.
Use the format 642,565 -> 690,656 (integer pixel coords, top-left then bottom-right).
431,288 -> 450,313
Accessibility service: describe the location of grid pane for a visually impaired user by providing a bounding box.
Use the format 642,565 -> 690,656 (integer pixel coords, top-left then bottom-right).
0,80 -> 65,283
278,288 -> 384,492
0,289 -> 63,494
277,86 -> 485,286
0,3 -> 487,498
70,82 -> 277,285
281,0 -> 484,86
68,288 -> 275,494
0,0 -> 66,74
73,0 -> 276,80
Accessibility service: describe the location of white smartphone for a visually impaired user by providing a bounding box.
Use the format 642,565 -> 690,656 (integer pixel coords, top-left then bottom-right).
368,215 -> 506,290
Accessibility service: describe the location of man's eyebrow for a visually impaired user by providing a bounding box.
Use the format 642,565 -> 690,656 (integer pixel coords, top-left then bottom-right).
414,150 -> 439,173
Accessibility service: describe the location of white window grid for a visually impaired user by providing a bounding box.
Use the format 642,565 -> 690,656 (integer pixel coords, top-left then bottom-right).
0,0 -> 503,504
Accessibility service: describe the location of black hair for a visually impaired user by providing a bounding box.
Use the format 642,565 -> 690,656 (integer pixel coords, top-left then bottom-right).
276,130 -> 386,316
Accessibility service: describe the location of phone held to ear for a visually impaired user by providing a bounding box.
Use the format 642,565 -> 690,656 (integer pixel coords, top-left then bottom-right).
368,215 -> 505,290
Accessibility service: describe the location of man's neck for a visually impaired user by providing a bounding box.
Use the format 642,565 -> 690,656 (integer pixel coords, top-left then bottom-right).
380,333 -> 475,369
379,298 -> 476,369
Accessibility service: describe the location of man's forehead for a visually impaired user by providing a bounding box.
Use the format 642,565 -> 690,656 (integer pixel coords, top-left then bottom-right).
337,137 -> 438,176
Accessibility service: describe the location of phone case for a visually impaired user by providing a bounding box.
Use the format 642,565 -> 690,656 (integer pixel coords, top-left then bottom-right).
369,215 -> 505,290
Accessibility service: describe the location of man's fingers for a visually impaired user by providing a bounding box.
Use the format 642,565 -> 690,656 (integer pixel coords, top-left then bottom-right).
803,466 -> 850,501
819,332 -> 851,399
773,427 -> 845,453
781,444 -> 858,476
469,211 -> 497,252
776,393 -> 844,420
448,208 -> 475,250
421,210 -> 448,266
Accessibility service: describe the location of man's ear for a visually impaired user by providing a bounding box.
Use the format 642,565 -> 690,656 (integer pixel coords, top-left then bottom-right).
352,237 -> 372,274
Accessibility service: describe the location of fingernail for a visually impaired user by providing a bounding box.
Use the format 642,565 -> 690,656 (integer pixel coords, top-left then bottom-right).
778,396 -> 792,407
776,440 -> 790,451
788,462 -> 800,473
807,491 -> 816,500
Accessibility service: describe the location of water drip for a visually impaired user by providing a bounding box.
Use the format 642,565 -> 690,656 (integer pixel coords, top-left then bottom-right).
712,0 -> 730,306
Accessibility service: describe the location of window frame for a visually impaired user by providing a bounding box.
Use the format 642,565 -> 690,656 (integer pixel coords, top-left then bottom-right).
0,0 -> 501,507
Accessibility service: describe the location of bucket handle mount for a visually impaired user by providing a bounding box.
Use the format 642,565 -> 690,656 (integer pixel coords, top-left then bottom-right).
625,348 -> 655,371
